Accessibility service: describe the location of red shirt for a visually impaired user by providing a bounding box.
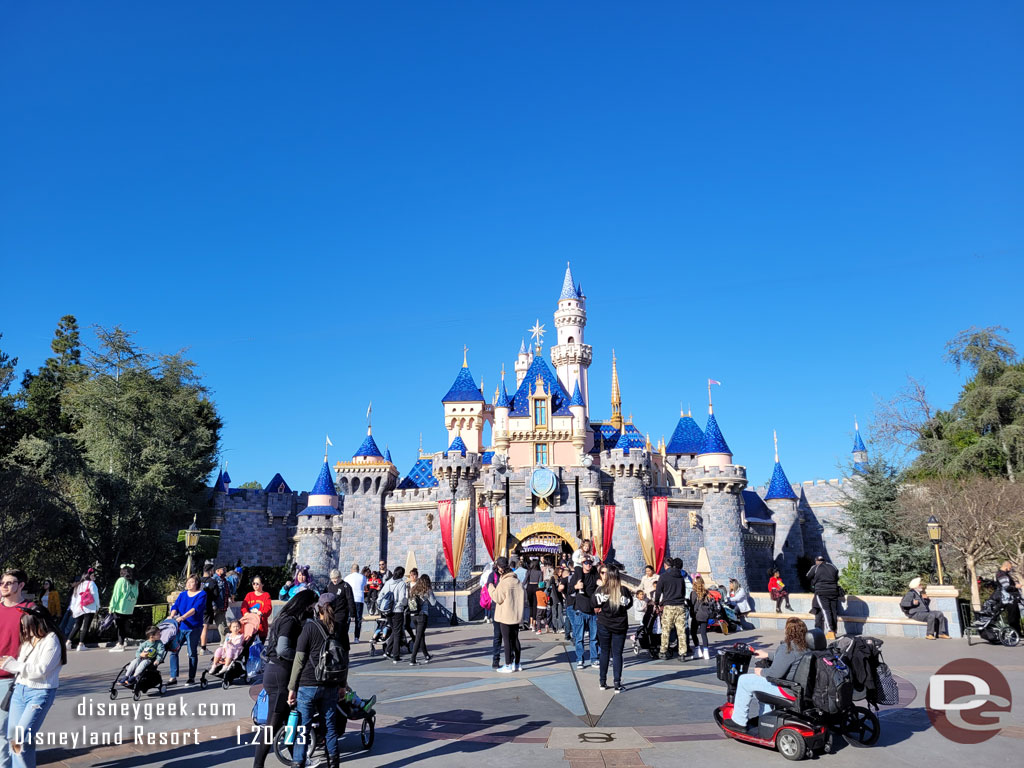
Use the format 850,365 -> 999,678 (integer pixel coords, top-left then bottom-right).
241,592 -> 273,637
0,600 -> 28,680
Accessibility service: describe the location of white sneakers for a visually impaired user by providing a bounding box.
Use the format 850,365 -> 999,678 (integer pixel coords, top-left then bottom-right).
497,665 -> 514,674
514,663 -> 523,672
75,644 -> 84,652
109,644 -> 125,653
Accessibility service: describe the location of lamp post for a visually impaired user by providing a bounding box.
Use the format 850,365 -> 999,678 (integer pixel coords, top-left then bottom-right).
927,515 -> 944,586
184,515 -> 201,584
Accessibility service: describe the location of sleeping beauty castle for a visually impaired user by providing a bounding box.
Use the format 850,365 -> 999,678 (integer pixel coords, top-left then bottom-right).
210,265 -> 868,617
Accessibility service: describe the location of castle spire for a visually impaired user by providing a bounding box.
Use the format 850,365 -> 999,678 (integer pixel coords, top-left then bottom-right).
463,345 -> 468,368
610,349 -> 623,430
774,429 -> 779,463
707,378 -> 721,415
559,261 -> 577,301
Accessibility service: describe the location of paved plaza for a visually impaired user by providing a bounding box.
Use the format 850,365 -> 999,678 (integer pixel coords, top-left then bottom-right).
30,620 -> 1024,767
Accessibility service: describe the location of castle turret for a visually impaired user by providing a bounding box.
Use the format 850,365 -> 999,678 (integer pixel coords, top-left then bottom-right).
610,350 -> 623,431
569,380 -> 586,457
852,419 -> 868,474
494,367 -> 512,456
605,430 -> 651,576
432,437 -> 482,582
697,389 -> 732,468
764,430 -> 801,587
293,456 -> 341,582
442,349 -> 488,453
514,338 -> 530,388
551,263 -> 593,417
666,409 -> 704,471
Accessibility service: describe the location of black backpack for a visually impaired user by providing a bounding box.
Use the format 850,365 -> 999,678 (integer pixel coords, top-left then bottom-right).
811,650 -> 853,715
201,576 -> 221,608
313,622 -> 348,686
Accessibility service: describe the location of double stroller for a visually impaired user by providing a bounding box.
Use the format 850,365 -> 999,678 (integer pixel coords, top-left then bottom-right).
369,613 -> 412,658
200,611 -> 264,690
109,619 -> 178,701
968,593 -> 1022,647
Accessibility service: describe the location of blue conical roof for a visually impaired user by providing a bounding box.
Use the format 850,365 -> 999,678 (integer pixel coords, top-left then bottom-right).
442,366 -> 484,403
666,415 -> 704,454
559,263 -> 578,300
446,435 -> 467,457
221,470 -> 232,487
510,355 -> 573,416
569,380 -> 585,407
576,282 -> 584,298
853,461 -> 868,475
385,446 -> 393,463
310,461 -> 337,495
852,429 -> 866,453
699,413 -> 732,455
496,381 -> 512,409
765,462 -> 798,500
354,432 -> 384,459
614,430 -> 631,454
519,338 -> 527,355
266,473 -> 291,494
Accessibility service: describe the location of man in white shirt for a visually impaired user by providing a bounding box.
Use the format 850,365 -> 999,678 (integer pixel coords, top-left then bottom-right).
343,564 -> 367,643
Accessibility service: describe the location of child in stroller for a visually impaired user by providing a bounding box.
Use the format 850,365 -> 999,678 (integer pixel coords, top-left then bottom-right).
369,613 -> 412,657
201,612 -> 260,688
632,600 -> 679,658
111,625 -> 167,700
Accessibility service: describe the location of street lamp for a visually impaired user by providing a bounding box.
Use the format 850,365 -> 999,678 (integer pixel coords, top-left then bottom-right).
184,515 -> 200,583
926,515 -> 944,585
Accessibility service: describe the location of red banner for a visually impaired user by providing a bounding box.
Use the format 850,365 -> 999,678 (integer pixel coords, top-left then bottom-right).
602,505 -> 615,563
438,500 -> 455,577
477,506 -> 494,560
651,496 -> 668,572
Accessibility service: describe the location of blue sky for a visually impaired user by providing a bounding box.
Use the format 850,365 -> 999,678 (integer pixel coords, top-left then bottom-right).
2,2 -> 1022,492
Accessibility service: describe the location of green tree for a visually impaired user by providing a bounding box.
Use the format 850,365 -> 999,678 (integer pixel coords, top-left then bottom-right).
237,480 -> 263,489
0,334 -> 24,459
835,458 -> 933,595
20,315 -> 85,438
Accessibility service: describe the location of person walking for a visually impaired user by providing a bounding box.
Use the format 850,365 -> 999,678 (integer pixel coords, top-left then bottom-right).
408,574 -> 438,665
240,576 -> 273,641
0,603 -> 66,768
654,559 -> 689,661
365,570 -> 382,616
570,558 -> 600,669
687,576 -> 713,660
326,570 -> 357,644
806,555 -> 842,637
525,559 -> 543,631
287,593 -> 350,768
994,561 -> 1021,631
37,581 -> 60,619
108,565 -> 139,653
484,565 -> 504,668
251,590 -> 318,768
67,571 -> 99,652
1,568 -> 31,768
593,565 -> 633,692
900,578 -> 950,639
198,567 -> 222,656
558,565 -> 573,641
377,567 -> 408,663
488,558 -> 525,673
768,569 -> 793,612
167,576 -> 207,685
343,564 -> 367,643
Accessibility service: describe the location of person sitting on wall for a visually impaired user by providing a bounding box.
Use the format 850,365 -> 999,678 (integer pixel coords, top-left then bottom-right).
900,577 -> 950,639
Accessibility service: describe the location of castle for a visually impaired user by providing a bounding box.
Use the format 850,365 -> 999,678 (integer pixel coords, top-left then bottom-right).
210,265 -> 867,614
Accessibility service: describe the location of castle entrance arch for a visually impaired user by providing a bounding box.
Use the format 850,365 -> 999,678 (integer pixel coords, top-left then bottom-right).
511,521 -> 577,557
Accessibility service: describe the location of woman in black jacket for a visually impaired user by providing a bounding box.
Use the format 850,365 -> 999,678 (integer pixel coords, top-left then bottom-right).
408,574 -> 438,665
687,576 -> 713,660
525,559 -> 543,631
252,590 -> 318,768
592,564 -> 633,692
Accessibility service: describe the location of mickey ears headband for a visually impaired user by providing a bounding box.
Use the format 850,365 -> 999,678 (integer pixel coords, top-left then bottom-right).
120,564 -> 135,569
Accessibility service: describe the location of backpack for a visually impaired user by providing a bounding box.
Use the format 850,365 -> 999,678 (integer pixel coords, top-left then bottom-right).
377,586 -> 395,615
812,651 -> 853,715
479,585 -> 492,609
313,622 -> 348,686
408,593 -> 420,614
201,576 -> 221,607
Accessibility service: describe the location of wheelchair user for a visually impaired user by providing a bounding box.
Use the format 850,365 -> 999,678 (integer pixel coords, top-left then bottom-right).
727,617 -> 810,728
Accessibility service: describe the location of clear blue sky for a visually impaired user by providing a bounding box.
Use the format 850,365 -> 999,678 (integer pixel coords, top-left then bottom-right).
2,2 -> 1022,492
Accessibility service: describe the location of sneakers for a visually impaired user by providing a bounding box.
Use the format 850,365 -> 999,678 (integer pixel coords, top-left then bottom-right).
938,634 -> 951,639
109,644 -> 125,653
614,684 -> 625,693
362,695 -> 377,713
514,663 -> 523,672
199,646 -> 208,656
703,647 -> 712,660
496,665 -> 514,674
925,634 -> 936,640
576,661 -> 584,669
492,660 -> 501,669
75,643 -> 84,651
599,683 -> 610,691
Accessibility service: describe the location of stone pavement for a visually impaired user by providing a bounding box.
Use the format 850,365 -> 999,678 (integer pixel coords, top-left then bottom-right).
34,620 -> 1024,767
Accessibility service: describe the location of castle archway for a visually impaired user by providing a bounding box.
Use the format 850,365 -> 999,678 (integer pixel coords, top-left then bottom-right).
511,521 -> 577,556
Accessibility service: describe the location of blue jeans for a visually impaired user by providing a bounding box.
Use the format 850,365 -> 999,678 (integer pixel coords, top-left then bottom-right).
571,611 -> 598,664
7,685 -> 56,768
732,672 -> 782,724
564,605 -> 575,639
169,628 -> 199,681
351,602 -> 364,641
0,679 -> 12,768
294,685 -> 339,764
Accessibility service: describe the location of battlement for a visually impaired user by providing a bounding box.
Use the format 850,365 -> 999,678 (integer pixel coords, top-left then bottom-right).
599,449 -> 651,477
685,464 -> 748,491
432,450 -> 482,489
664,486 -> 704,502
211,487 -> 308,517
386,487 -> 439,506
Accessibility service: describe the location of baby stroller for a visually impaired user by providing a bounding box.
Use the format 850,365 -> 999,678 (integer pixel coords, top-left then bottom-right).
968,594 -> 1021,647
200,611 -> 262,690
632,604 -> 678,658
369,613 -> 412,658
707,587 -> 736,635
109,619 -> 177,701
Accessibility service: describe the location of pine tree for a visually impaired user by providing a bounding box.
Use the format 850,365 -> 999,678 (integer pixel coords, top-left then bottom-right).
21,315 -> 85,437
835,458 -> 932,595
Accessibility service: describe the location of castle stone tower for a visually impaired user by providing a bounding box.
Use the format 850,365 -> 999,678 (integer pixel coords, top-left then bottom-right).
764,431 -> 801,587
442,352 -> 488,453
551,263 -> 593,418
494,371 -> 512,456
293,458 -> 341,582
432,439 -> 482,582
852,420 -> 869,472
514,339 -> 531,388
333,428 -> 399,573
606,433 -> 650,576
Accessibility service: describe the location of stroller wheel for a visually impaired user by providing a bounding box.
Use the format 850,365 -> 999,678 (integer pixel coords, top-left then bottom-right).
222,677 -> 231,690
1000,627 -> 1020,647
133,689 -> 142,702
158,683 -> 166,696
360,715 -> 375,749
776,729 -> 806,761
110,689 -> 118,700
199,677 -> 209,690
842,705 -> 880,747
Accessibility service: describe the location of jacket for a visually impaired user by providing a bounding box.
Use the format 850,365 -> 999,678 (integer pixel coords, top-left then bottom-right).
592,585 -> 634,633
0,633 -> 62,689
378,576 -> 409,613
41,590 -> 61,617
728,586 -> 752,613
71,580 -> 100,617
654,568 -> 686,607
807,562 -> 841,597
900,589 -> 931,618
571,567 -> 599,613
488,572 -> 525,625
109,577 -> 139,615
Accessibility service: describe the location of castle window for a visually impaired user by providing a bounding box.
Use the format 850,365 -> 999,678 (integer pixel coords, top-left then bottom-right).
536,444 -> 548,465
534,400 -> 547,428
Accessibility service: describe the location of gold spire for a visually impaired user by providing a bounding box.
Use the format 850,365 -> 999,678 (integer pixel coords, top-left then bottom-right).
610,349 -> 623,430
463,345 -> 468,368
774,429 -> 779,463
501,363 -> 506,381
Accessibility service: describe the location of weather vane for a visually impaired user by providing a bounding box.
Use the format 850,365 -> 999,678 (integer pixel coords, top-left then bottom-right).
529,319 -> 546,352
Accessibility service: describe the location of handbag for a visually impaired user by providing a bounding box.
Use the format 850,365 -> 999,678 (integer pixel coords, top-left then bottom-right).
79,585 -> 95,608
875,657 -> 900,706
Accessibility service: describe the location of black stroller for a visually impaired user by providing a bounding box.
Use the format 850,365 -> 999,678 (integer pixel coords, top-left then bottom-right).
109,618 -> 176,701
968,594 -> 1021,647
632,603 -> 678,658
369,613 -> 412,658
201,612 -> 262,689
